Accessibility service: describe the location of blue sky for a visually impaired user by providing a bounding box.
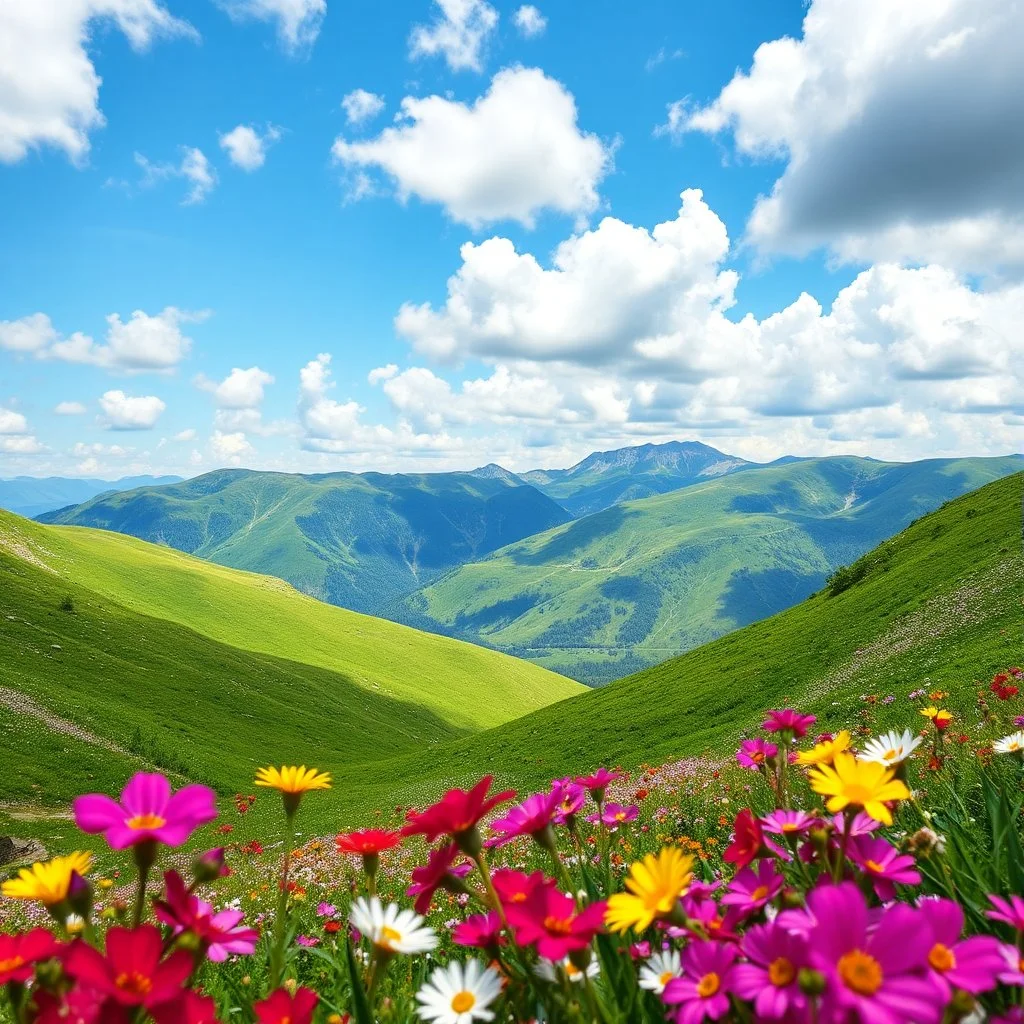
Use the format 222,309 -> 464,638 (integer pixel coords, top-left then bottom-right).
1,0 -> 1022,479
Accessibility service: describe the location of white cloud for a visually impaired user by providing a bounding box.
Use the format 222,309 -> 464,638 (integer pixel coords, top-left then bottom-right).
54,401 -> 87,415
0,407 -> 29,434
332,67 -> 611,228
513,5 -> 546,38
99,390 -> 166,430
341,89 -> 385,126
215,0 -> 326,52
135,147 -> 217,204
0,312 -> 58,353
198,366 -> 275,408
409,0 -> 498,73
367,364 -> 398,385
173,428 -> 197,441
219,124 -> 281,171
0,436 -> 44,455
675,0 -> 1024,275
210,430 -> 255,464
0,0 -> 196,165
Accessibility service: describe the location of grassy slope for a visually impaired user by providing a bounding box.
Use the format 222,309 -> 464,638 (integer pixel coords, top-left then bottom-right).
338,471 -> 1024,815
405,455 -> 1024,683
40,469 -> 570,615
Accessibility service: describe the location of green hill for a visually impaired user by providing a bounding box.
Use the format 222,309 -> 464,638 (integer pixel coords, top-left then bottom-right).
0,510 -> 582,816
401,455 -> 1024,683
332,470 -> 1024,814
39,468 -> 571,615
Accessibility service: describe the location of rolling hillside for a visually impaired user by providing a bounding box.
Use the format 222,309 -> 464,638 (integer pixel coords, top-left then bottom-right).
518,440 -> 752,516
0,510 -> 582,814
39,469 -> 570,614
401,455 -> 1024,683
333,470 -> 1024,815
0,475 -> 182,519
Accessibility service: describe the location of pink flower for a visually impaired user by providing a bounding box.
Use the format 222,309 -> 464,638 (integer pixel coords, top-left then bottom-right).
492,868 -> 556,908
721,860 -> 785,916
553,782 -> 586,824
761,709 -> 817,738
834,811 -> 882,837
760,809 -> 819,837
488,789 -> 562,848
575,767 -> 623,801
154,871 -> 259,962
680,897 -> 745,943
505,887 -> 605,960
918,898 -> 1004,998
847,836 -> 922,902
405,843 -> 472,914
733,921 -> 810,1020
807,882 -> 941,1024
453,911 -> 503,949
295,935 -> 319,947
736,738 -> 777,770
74,773 -> 217,850
586,802 -> 639,828
662,941 -> 737,1024
316,902 -> 336,918
151,990 -> 221,1024
0,928 -> 61,985
998,943 -> 1024,985
988,893 -> 1024,931
253,988 -> 317,1024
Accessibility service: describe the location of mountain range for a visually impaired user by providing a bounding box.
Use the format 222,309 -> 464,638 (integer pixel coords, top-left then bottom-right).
0,475 -> 182,518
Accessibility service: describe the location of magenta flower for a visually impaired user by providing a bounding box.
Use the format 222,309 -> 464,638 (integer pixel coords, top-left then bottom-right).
679,897 -> 745,943
833,811 -> 882,837
847,836 -> 922,901
733,921 -> 810,1020
453,911 -> 503,949
721,859 -> 785,916
405,843 -> 472,914
295,935 -> 319,948
917,898 -> 1004,998
1014,715 -> 1024,727
988,893 -> 1024,932
553,782 -> 586,825
316,902 -> 336,918
807,882 -> 940,1024
154,871 -> 259,962
761,709 -> 817,738
998,943 -> 1024,985
74,773 -> 217,850
662,941 -> 737,1024
760,809 -> 819,837
488,789 -> 562,848
736,738 -> 778,770
586,802 -> 639,828
505,887 -> 605,960
575,767 -> 623,800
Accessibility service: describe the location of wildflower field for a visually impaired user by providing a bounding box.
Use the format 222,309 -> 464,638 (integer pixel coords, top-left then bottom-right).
2,665 -> 1024,1024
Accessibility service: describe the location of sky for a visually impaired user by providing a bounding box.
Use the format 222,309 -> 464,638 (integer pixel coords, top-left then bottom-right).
1,0 -> 1023,480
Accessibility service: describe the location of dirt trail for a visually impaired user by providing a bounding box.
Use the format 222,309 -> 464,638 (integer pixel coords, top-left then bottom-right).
0,685 -> 128,755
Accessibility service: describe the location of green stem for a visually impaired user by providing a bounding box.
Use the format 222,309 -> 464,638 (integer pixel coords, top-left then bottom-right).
270,812 -> 295,987
473,848 -> 510,933
132,863 -> 150,929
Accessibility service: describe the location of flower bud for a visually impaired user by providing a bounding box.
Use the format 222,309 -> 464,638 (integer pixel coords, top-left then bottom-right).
797,968 -> 826,995
67,871 -> 93,919
193,847 -> 227,883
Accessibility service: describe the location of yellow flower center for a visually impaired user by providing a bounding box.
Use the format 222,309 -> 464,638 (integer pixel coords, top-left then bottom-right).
451,991 -> 476,1012
0,956 -> 25,974
768,957 -> 795,987
782,823 -> 799,833
864,859 -> 885,874
659,970 -> 674,987
751,885 -> 770,901
883,749 -> 897,760
752,752 -> 765,763
696,972 -> 720,998
126,813 -> 166,831
509,892 -> 528,904
837,950 -> 883,995
928,943 -> 956,973
840,782 -> 873,805
615,811 -> 627,821
379,926 -> 402,947
543,915 -> 574,936
115,971 -> 153,996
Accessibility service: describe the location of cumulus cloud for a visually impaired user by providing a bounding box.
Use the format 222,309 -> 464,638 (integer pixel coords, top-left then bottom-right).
0,0 -> 196,165
219,124 -> 281,171
0,312 -> 57,353
0,436 -> 45,455
675,0 -> 1024,275
54,401 -> 87,415
341,89 -> 385,126
210,430 -> 255,464
409,0 -> 498,73
215,0 -> 326,52
173,428 -> 197,441
99,390 -> 167,430
332,67 -> 611,228
0,407 -> 29,434
197,366 -> 275,408
135,147 -> 217,204
513,5 -> 546,38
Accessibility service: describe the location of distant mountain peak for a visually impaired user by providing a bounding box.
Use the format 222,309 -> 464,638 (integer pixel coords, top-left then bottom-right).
469,463 -> 522,484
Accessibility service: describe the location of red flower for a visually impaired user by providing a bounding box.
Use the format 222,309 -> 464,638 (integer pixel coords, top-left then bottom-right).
335,829 -> 401,855
151,991 -> 221,1024
405,843 -> 472,914
0,928 -> 60,985
64,926 -> 192,1008
31,988 -> 110,1024
723,809 -> 787,868
401,776 -> 514,852
505,886 -> 606,960
253,987 -> 318,1024
323,920 -> 342,934
491,868 -> 556,908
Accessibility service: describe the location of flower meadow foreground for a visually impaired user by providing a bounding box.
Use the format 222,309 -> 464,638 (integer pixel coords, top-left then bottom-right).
2,671 -> 1024,1022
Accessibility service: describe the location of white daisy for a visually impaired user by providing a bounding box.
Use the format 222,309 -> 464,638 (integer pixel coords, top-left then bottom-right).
416,960 -> 502,1023
993,731 -> 1024,755
639,948 -> 682,994
534,958 -> 600,983
859,729 -> 923,766
349,896 -> 437,955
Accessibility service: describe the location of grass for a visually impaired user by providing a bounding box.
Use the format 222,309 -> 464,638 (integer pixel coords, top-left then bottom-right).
405,454 -> 1024,682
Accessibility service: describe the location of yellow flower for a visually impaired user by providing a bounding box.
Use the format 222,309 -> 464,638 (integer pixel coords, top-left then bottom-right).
2,851 -> 93,905
795,730 -> 852,766
255,765 -> 332,793
605,847 -> 694,933
808,752 -> 910,825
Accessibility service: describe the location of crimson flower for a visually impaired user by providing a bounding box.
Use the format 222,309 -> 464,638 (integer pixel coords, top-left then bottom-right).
761,709 -> 817,737
487,789 -> 562,848
401,776 -> 514,854
335,829 -> 401,855
151,991 -> 222,1024
64,925 -> 192,1008
74,773 -> 217,850
491,868 -> 556,908
405,843 -> 473,914
253,988 -> 318,1024
724,809 -> 788,868
0,928 -> 60,985
154,871 -> 259,961
586,802 -> 639,828
453,911 -> 504,949
505,886 -> 606,960
31,988 -> 110,1024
